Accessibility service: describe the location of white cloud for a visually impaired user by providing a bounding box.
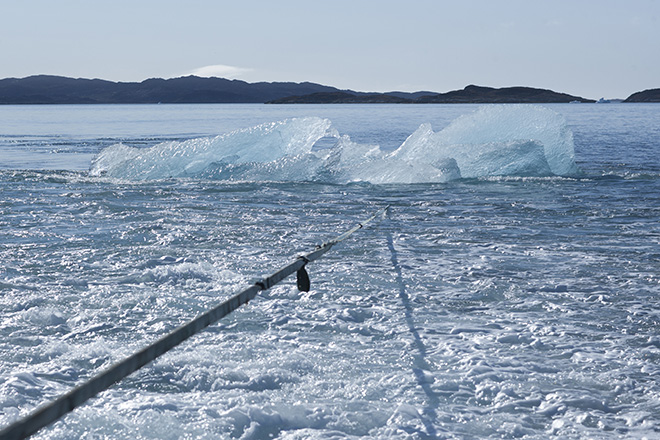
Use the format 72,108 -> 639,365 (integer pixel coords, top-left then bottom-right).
186,64 -> 253,79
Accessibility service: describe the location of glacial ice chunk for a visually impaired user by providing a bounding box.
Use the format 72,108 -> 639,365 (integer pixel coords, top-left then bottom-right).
390,105 -> 579,178
90,117 -> 335,179
89,105 -> 579,183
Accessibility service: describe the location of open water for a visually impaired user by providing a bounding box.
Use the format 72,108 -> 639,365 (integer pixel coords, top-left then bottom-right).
0,103 -> 659,439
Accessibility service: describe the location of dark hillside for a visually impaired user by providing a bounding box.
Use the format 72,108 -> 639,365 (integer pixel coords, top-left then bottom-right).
624,89 -> 660,102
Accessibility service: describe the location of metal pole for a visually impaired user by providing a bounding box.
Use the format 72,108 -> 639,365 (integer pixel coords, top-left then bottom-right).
0,205 -> 389,440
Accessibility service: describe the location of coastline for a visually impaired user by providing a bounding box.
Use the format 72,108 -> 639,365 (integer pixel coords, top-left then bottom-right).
2,75 -> 655,105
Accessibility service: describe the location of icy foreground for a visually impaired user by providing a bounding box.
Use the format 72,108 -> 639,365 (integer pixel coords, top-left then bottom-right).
2,102 -> 660,438
90,105 -> 580,182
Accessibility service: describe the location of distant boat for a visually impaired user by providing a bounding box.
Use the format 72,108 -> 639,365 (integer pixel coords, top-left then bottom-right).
596,98 -> 611,103
569,100 -> 582,104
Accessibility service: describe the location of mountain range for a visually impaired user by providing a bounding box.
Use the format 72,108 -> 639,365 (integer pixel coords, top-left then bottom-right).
0,75 -> 656,104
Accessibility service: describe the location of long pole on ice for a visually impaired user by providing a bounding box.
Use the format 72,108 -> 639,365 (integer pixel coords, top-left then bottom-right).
0,205 -> 389,440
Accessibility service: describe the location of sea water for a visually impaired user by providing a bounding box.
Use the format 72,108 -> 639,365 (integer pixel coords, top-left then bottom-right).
0,103 -> 659,439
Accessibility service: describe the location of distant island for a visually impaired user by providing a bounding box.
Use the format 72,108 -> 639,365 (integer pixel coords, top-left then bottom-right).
0,75 -> 343,104
624,88 -> 660,102
0,75 -> 656,104
269,85 -> 596,104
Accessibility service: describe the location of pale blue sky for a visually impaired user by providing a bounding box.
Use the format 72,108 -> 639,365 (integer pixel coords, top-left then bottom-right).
2,0 -> 658,99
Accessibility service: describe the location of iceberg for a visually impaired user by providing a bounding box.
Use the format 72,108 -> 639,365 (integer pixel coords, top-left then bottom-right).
90,105 -> 580,183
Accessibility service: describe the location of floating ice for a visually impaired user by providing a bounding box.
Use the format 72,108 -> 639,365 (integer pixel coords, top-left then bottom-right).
391,105 -> 579,177
89,106 -> 580,182
90,117 -> 335,180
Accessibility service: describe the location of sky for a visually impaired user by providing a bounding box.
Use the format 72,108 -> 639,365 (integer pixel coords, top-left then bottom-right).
1,0 -> 658,99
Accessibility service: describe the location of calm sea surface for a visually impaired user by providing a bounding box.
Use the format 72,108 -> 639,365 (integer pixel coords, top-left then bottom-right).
1,104 -> 659,439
